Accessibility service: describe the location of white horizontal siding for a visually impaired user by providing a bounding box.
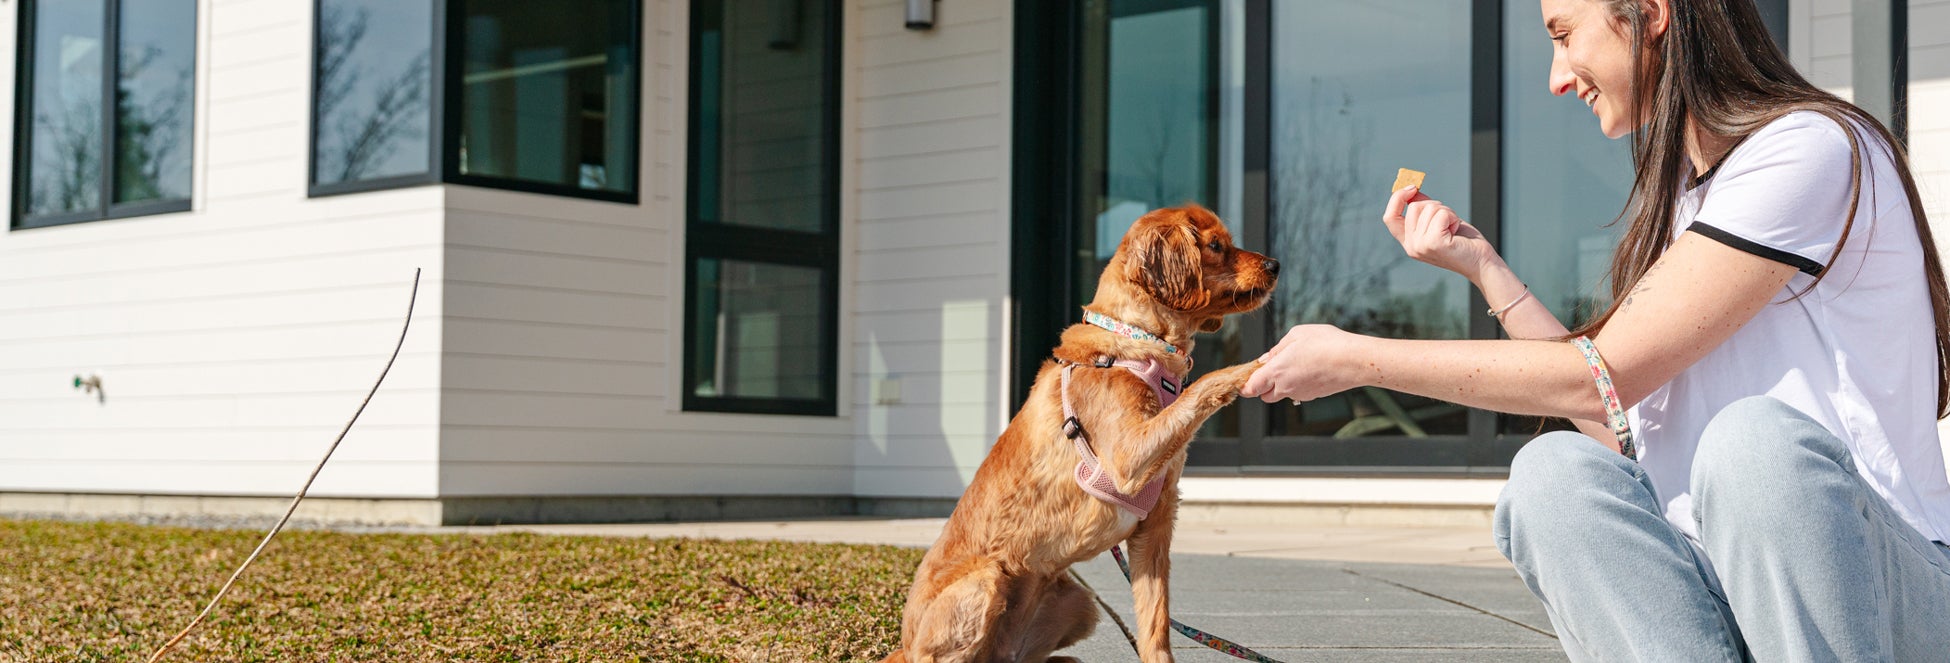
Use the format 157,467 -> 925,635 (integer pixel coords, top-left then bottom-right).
0,1 -> 442,498
847,0 -> 1012,498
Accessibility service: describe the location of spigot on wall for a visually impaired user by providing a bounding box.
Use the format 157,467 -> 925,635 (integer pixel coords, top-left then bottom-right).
74,374 -> 104,404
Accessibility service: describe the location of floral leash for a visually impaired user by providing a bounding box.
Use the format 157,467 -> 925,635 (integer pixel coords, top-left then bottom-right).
1107,545 -> 1290,663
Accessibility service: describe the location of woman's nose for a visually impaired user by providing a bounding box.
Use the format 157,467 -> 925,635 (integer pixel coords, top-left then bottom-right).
1547,55 -> 1575,97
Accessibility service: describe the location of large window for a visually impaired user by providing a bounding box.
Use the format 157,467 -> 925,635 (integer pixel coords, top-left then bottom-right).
683,0 -> 840,415
12,0 -> 196,229
1019,0 -> 1780,472
308,0 -> 640,201
1265,0 -> 1474,450
311,0 -> 434,191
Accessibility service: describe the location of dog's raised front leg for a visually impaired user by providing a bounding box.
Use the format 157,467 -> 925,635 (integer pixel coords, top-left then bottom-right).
1095,362 -> 1258,493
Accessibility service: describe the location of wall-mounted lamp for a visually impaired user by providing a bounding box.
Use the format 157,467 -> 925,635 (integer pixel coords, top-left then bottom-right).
905,0 -> 936,30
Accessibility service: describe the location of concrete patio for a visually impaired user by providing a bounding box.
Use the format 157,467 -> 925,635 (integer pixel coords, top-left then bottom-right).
457,512 -> 1569,661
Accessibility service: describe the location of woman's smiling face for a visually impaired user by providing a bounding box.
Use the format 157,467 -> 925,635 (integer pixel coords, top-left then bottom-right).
1542,0 -> 1648,139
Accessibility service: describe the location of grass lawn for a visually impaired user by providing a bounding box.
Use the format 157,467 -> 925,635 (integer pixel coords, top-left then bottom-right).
0,519 -> 924,662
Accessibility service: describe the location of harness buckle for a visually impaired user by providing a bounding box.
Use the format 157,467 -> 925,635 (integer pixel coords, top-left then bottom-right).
1062,416 -> 1082,439
1092,355 -> 1113,368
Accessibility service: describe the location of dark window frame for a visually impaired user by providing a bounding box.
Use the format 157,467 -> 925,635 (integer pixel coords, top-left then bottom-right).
306,0 -> 442,198
11,0 -> 198,231
680,0 -> 843,417
305,0 -> 644,203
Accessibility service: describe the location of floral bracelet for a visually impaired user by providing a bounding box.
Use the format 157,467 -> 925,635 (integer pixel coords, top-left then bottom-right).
1571,335 -> 1637,460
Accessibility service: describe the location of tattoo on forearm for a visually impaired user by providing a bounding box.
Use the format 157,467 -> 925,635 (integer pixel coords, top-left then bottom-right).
1622,262 -> 1662,311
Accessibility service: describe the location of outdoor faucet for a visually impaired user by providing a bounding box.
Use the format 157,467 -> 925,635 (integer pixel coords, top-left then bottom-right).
74,374 -> 104,404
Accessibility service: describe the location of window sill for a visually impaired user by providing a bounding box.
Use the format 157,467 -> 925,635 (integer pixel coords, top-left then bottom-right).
12,199 -> 194,231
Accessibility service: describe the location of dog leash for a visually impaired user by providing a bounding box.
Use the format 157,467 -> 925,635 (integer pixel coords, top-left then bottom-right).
1106,544 -> 1291,662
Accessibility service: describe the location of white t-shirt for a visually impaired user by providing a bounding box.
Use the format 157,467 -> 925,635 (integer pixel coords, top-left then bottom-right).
1632,111 -> 1950,545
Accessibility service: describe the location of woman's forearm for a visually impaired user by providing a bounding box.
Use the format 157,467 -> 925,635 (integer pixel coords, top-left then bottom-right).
1472,256 -> 1571,341
1470,258 -> 1618,447
1341,335 -> 1610,424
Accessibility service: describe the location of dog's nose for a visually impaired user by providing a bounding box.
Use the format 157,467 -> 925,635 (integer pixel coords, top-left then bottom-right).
1263,259 -> 1281,276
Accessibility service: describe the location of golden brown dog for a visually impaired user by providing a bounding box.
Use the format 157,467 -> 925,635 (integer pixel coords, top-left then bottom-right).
883,205 -> 1279,663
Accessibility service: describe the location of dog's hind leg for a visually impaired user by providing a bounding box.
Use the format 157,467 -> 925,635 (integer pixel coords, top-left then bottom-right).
902,563 -> 1009,663
1126,488 -> 1181,663
1009,573 -> 1099,662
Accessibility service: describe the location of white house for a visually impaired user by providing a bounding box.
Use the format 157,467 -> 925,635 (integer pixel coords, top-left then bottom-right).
2,0 -> 1945,526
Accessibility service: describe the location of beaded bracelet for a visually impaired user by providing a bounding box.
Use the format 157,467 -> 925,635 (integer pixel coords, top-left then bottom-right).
1570,335 -> 1637,459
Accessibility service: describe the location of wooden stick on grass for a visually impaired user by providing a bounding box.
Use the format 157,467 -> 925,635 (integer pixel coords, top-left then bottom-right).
147,268 -> 421,663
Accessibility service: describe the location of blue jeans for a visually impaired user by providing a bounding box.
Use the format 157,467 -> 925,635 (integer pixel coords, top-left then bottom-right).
1494,396 -> 1950,662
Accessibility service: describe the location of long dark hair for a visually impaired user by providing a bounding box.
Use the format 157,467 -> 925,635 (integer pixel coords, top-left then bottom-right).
1573,0 -> 1950,416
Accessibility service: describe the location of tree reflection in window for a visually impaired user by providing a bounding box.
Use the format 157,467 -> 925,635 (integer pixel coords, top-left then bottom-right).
312,0 -> 432,185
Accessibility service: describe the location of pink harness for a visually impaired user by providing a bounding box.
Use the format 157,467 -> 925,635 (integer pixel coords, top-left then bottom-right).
1060,357 -> 1184,520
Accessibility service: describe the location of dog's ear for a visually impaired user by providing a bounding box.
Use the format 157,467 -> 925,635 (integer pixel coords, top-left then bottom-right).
1123,222 -> 1206,311
1197,317 -> 1224,333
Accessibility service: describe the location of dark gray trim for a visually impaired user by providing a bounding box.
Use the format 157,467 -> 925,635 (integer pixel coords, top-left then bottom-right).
1237,0 -> 1270,466
681,0 -> 842,417
1851,0 -> 1908,145
1466,0 -> 1504,467
1686,222 -> 1825,276
12,0 -> 198,231
8,0 -> 33,229
1008,0 -> 1081,409
1757,0 -> 1790,54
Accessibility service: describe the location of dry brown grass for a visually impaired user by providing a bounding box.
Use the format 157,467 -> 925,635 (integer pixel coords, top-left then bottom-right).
0,519 -> 923,662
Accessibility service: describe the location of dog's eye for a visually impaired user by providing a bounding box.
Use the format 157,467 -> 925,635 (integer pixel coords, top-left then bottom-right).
1206,240 -> 1223,252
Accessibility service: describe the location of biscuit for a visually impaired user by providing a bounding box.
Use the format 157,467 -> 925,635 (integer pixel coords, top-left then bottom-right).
1391,168 -> 1426,193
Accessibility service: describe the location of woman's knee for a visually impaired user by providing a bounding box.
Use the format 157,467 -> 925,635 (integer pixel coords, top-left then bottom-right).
1498,432 -> 1631,530
1694,396 -> 1849,493
1693,396 -> 1856,540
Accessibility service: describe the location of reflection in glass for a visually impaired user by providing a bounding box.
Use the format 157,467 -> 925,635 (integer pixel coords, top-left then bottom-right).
313,0 -> 432,185
115,0 -> 196,204
25,0 -> 107,217
692,0 -> 830,232
1075,0 -> 1242,437
690,260 -> 826,400
1501,0 -> 1630,330
1499,0 -> 1632,433
1268,0 -> 1472,438
456,0 -> 637,193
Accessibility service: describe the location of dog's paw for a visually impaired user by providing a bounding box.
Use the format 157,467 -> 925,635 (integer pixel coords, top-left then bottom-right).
1198,362 -> 1260,394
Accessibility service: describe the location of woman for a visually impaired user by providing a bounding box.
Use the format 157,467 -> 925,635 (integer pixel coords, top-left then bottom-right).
1242,0 -> 1950,659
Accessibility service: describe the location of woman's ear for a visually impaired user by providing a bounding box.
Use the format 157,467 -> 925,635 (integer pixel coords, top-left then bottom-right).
1641,0 -> 1669,41
1122,223 -> 1206,311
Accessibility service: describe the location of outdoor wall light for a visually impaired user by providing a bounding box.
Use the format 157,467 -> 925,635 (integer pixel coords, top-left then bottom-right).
905,0 -> 935,30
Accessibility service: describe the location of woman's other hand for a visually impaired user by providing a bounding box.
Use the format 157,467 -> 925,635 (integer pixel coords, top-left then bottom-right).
1383,185 -> 1498,282
1240,324 -> 1364,404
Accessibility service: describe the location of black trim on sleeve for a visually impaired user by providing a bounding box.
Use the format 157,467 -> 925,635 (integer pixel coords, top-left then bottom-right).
1687,223 -> 1825,276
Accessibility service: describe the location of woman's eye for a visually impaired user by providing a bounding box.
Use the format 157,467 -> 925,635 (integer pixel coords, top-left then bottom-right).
1551,33 -> 1568,46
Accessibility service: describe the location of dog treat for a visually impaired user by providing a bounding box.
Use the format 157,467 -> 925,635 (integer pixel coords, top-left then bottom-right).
1391,168 -> 1426,193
